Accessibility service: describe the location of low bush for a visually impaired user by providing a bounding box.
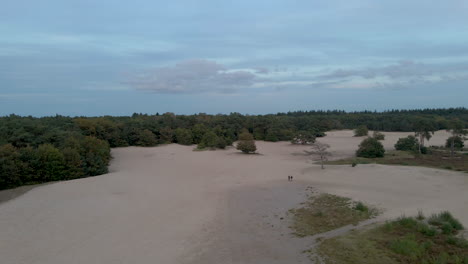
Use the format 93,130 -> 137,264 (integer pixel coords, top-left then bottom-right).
373,131 -> 385,140
356,137 -> 385,158
395,135 -> 419,152
354,125 -> 369,137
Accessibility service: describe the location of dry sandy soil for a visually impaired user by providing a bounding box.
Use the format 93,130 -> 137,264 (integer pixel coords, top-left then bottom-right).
0,130 -> 467,264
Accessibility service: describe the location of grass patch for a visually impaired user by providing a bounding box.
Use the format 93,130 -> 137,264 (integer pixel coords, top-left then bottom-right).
316,211 -> 468,264
289,193 -> 378,237
326,150 -> 468,172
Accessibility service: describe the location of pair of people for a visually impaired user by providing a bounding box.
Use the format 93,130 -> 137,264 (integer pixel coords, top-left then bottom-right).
288,175 -> 294,181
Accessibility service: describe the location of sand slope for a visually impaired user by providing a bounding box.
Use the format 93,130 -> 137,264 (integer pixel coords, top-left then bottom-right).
0,130 -> 466,264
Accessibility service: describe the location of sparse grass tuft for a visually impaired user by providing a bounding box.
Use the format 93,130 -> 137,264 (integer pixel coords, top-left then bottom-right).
428,211 -> 464,231
315,211 -> 468,264
417,209 -> 425,220
289,193 -> 378,237
354,201 -> 369,212
389,234 -> 428,259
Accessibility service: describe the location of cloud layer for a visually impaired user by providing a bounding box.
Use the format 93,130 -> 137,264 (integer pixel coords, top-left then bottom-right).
128,59 -> 256,93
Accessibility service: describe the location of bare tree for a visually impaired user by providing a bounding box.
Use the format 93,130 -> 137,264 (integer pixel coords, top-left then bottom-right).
304,142 -> 331,169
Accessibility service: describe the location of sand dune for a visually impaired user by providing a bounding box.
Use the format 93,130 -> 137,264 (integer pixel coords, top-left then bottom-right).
0,130 -> 466,264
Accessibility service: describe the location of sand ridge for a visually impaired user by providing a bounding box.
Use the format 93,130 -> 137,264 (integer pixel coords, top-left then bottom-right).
0,130 -> 466,264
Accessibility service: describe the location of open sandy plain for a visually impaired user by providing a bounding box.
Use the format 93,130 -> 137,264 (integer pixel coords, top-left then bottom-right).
0,130 -> 467,264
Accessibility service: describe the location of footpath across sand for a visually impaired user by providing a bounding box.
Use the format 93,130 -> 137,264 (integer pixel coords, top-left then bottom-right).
0,130 -> 466,264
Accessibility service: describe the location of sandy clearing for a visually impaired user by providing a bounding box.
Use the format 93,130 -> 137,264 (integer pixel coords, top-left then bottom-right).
0,130 -> 466,264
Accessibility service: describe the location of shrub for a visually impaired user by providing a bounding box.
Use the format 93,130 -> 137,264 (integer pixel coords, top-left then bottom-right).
389,235 -> 424,258
354,202 -> 368,212
356,137 -> 385,158
428,211 -> 464,231
354,125 -> 369,137
291,131 -> 316,145
198,131 -> 226,149
236,130 -> 257,154
418,224 -> 437,237
396,216 -> 418,228
373,131 -> 385,140
395,135 -> 419,152
441,222 -> 454,234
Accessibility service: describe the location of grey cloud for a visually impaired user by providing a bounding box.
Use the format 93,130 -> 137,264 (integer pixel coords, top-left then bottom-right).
318,60 -> 435,80
254,67 -> 270,74
128,59 -> 256,93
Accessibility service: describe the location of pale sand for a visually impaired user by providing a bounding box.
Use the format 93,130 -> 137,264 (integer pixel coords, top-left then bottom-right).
0,130 -> 466,264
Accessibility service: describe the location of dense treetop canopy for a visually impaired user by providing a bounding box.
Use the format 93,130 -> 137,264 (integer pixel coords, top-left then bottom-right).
1,108 -> 467,190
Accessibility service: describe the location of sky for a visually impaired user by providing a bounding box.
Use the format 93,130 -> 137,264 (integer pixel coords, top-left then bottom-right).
1,0 -> 468,116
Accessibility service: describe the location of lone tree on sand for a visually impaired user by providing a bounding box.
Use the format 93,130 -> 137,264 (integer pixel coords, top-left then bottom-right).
356,137 -> 385,158
304,142 -> 331,169
446,119 -> 467,157
413,118 -> 435,154
236,130 -> 257,154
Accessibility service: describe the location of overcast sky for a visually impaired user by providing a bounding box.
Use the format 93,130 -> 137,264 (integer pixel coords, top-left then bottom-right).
1,0 -> 468,116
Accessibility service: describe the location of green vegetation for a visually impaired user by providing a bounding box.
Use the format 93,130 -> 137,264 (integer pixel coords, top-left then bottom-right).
373,131 -> 385,140
289,193 -> 378,236
395,135 -> 419,152
354,125 -> 369,137
447,119 -> 468,156
1,108 -> 468,189
356,137 -> 386,158
236,130 -> 257,153
327,150 -> 468,172
197,131 -> 227,150
316,212 -> 468,264
446,136 -> 465,151
414,118 -> 436,154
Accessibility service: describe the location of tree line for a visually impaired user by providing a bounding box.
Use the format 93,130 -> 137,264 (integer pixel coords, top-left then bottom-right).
1,108 -> 467,189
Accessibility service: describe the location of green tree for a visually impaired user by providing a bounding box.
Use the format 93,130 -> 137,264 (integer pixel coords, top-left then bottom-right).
192,124 -> 208,144
446,120 -> 467,156
81,137 -> 111,176
158,127 -> 174,144
36,144 -> 66,182
198,130 -> 225,149
0,144 -> 23,189
174,128 -> 193,145
445,136 -> 464,151
356,137 -> 385,158
61,147 -> 84,180
354,125 -> 369,137
136,129 -> 158,146
413,118 -> 435,154
395,135 -> 419,152
236,130 -> 257,153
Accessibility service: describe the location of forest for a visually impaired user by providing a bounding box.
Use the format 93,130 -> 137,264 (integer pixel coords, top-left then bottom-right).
1,107 -> 467,190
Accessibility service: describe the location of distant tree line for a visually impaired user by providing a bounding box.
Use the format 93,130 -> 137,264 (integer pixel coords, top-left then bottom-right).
1,108 -> 467,189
